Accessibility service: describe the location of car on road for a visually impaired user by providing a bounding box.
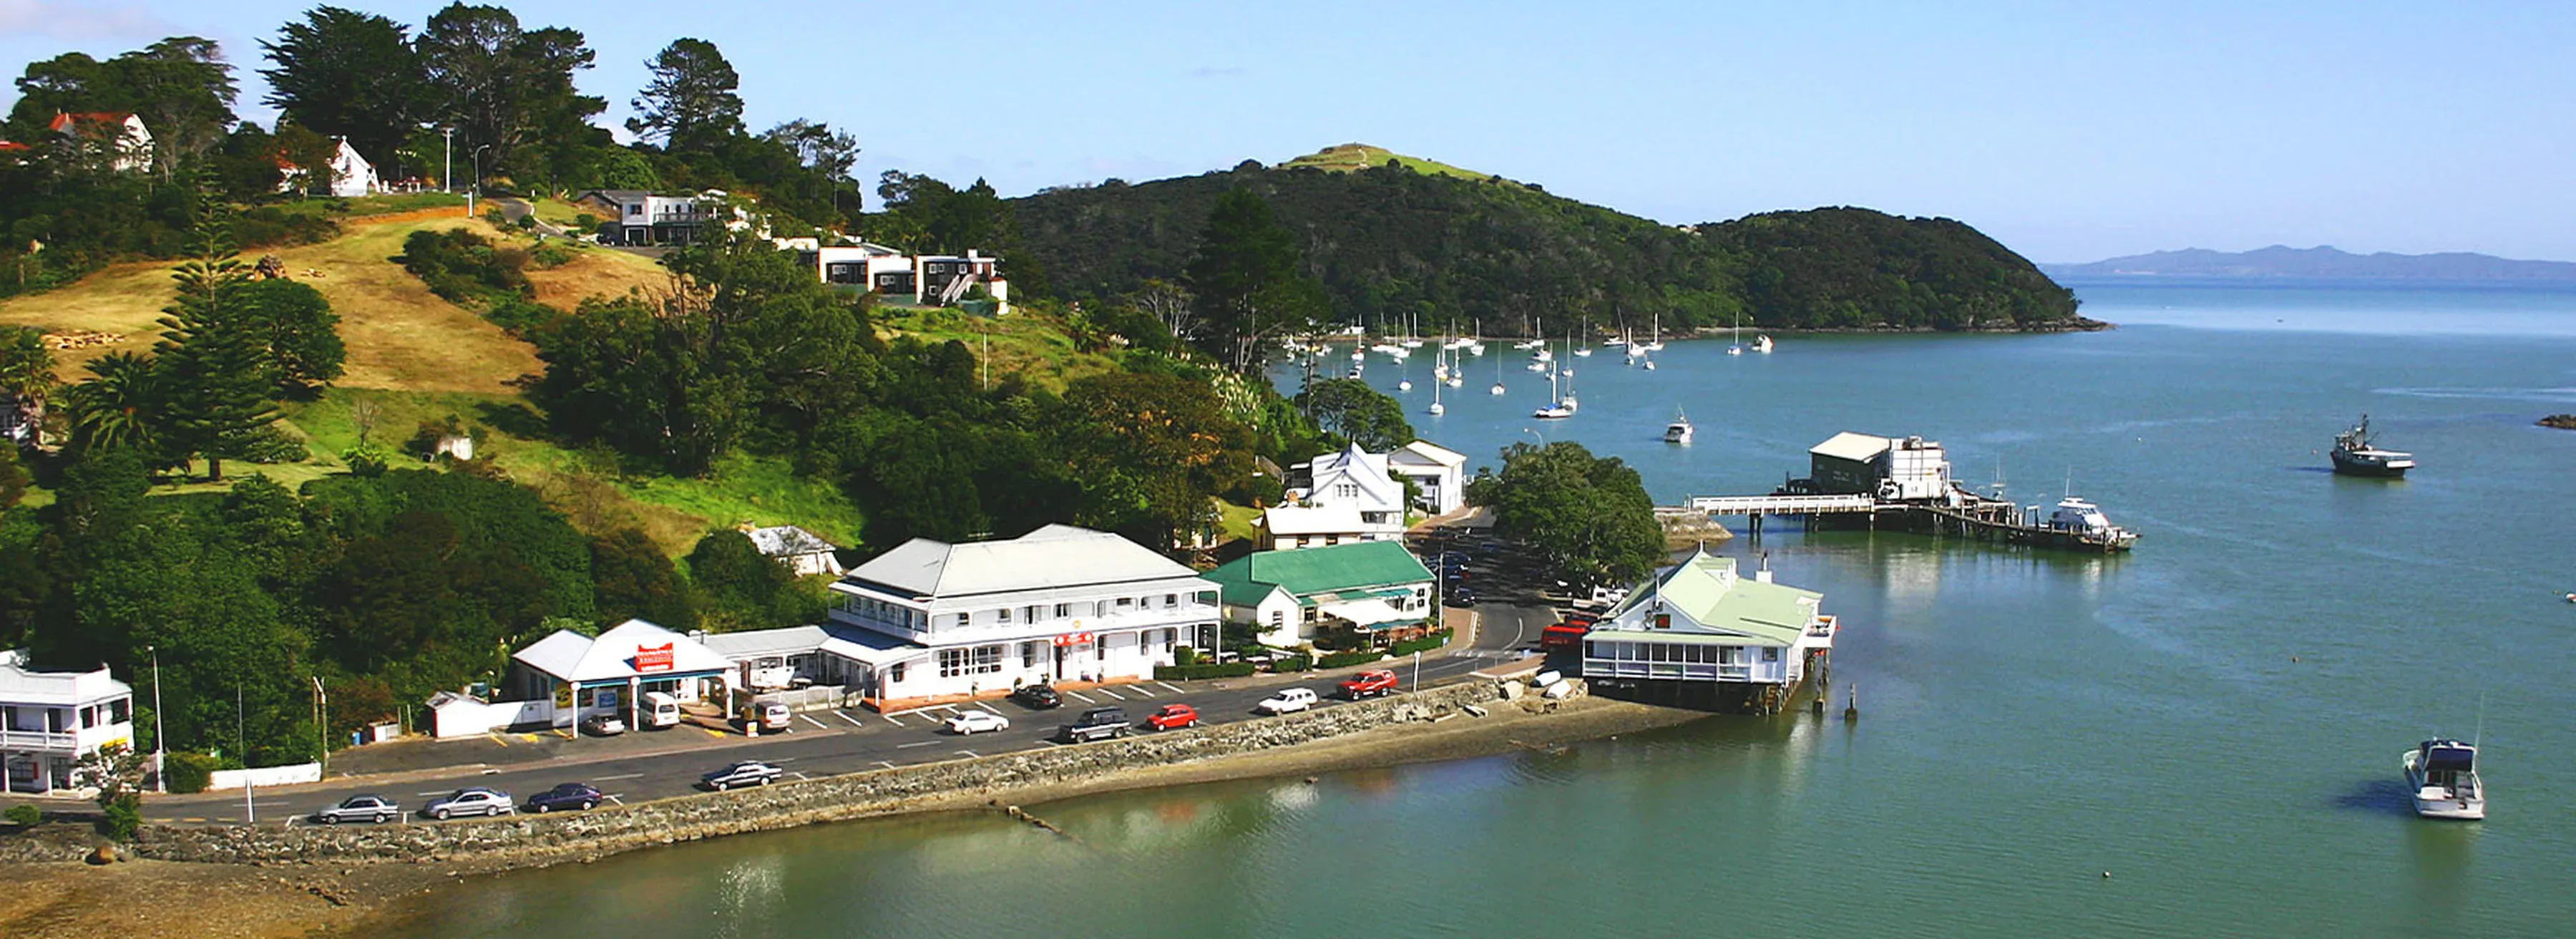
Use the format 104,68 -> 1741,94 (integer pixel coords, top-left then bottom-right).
1445,586 -> 1479,607
946,709 -> 1011,735
1058,706 -> 1129,743
526,782 -> 604,813
1145,703 -> 1200,731
580,712 -> 626,736
1010,683 -> 1062,709
313,794 -> 399,825
1257,688 -> 1319,714
424,787 -> 515,821
1340,670 -> 1401,699
701,760 -> 786,791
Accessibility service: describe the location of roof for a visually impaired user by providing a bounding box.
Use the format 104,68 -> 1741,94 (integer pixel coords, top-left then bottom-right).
576,189 -> 650,204
512,619 -> 733,684
1204,542 -> 1434,607
841,524 -> 1200,600
1595,550 -> 1821,648
1306,442 -> 1402,508
697,625 -> 829,660
1262,503 -> 1365,536
0,649 -> 130,706
49,112 -> 134,132
1392,439 -> 1468,469
746,525 -> 839,558
1810,432 -> 1892,463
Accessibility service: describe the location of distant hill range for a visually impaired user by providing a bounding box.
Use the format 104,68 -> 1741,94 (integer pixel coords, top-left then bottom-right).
2046,245 -> 2576,281
1010,144 -> 2092,334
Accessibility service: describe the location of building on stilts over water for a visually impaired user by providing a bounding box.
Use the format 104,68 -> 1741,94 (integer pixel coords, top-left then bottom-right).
1579,548 -> 1837,713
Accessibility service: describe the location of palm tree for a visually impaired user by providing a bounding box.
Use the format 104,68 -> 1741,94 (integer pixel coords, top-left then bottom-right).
67,351 -> 162,455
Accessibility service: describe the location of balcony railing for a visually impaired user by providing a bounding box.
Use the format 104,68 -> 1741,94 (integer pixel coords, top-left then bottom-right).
841,603 -> 1221,646
0,728 -> 78,751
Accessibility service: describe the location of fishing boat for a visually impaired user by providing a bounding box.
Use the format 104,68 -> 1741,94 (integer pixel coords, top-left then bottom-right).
2402,739 -> 2485,820
2331,414 -> 2414,477
2039,496 -> 2138,550
1664,409 -> 1694,444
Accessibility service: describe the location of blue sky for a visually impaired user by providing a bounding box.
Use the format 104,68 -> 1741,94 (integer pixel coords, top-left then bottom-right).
6,0 -> 2572,263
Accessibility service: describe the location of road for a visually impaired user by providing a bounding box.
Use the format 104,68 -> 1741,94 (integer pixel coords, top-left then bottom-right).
146,655 -> 1511,827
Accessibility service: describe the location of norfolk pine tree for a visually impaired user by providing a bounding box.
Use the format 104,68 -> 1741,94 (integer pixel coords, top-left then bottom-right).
153,194 -> 277,481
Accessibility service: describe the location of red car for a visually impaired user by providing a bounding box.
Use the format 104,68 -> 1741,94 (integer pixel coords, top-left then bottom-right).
1339,669 -> 1400,699
1146,703 -> 1200,731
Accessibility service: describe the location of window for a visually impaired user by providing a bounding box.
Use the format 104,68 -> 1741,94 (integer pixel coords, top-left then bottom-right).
1164,593 -> 1177,608
80,706 -> 97,729
998,607 -> 1013,623
1335,483 -> 1358,500
889,663 -> 906,683
1763,647 -> 1780,662
1055,603 -> 1071,618
1161,630 -> 1175,653
1023,642 -> 1040,668
940,646 -> 1006,678
109,699 -> 130,724
953,613 -> 970,628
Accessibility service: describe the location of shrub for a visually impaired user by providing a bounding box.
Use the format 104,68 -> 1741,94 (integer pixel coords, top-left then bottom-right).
1386,628 -> 1454,657
1172,646 -> 1199,667
484,296 -> 559,336
1271,655 -> 1312,673
481,207 -> 509,228
529,241 -> 575,269
96,794 -> 140,841
233,424 -> 311,464
573,213 -> 600,231
1153,661 -> 1255,681
1317,649 -> 1383,669
395,228 -> 532,306
341,445 -> 389,477
3,804 -> 39,827
163,752 -> 218,794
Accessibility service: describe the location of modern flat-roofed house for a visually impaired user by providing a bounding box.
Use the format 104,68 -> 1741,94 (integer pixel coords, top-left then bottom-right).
49,112 -> 153,172
805,243 -> 917,296
825,525 -> 1220,709
1204,541 -> 1436,648
0,650 -> 135,794
1581,548 -> 1837,712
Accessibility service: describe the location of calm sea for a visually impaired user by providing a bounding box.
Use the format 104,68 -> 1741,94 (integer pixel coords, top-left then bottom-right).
393,279 -> 2576,938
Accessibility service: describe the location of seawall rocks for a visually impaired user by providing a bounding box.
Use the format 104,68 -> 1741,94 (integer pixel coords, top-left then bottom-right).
133,681 -> 1506,865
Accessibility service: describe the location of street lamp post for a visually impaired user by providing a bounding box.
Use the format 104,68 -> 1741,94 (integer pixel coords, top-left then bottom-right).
469,144 -> 491,217
149,645 -> 164,794
311,676 -> 328,779
439,127 -> 454,194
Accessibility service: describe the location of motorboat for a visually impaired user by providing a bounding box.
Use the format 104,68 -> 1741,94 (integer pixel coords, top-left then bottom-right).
2331,414 -> 2414,477
1752,334 -> 1775,354
2040,496 -> 2138,550
1532,403 -> 1574,419
2402,739 -> 2485,820
1664,409 -> 1694,444
1397,379 -> 1412,391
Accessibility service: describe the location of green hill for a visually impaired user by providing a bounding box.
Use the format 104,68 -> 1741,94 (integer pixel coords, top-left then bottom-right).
1011,147 -> 2087,334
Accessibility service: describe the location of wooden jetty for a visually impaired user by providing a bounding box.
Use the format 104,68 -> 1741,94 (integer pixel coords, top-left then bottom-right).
1685,491 -> 2137,553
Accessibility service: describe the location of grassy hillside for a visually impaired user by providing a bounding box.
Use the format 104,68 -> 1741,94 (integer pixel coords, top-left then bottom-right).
874,302 -> 1121,391
1279,142 -> 1498,182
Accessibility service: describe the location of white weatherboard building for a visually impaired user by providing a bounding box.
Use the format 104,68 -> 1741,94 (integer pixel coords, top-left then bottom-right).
0,650 -> 135,794
1581,550 -> 1837,711
1389,440 -> 1469,515
1267,442 -> 1410,548
509,619 -> 732,731
826,525 -> 1219,709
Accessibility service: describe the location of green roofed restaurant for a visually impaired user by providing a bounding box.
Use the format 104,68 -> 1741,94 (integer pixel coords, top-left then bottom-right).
1204,542 -> 1437,650
1582,548 -> 1839,713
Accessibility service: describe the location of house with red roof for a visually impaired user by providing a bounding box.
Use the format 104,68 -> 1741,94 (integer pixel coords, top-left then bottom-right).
49,112 -> 154,172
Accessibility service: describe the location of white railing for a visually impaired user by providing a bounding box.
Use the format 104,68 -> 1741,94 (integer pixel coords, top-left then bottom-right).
0,728 -> 76,751
849,604 -> 1221,647
1688,494 -> 1878,515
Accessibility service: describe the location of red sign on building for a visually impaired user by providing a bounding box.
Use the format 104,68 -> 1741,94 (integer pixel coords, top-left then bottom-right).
1050,633 -> 1095,648
634,643 -> 675,673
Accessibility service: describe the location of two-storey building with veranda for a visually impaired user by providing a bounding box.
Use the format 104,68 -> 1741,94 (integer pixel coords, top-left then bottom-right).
0,650 -> 135,794
825,525 -> 1221,710
1581,549 -> 1838,712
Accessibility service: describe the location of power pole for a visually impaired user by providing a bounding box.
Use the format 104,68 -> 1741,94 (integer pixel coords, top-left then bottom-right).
311,676 -> 328,779
440,127 -> 454,194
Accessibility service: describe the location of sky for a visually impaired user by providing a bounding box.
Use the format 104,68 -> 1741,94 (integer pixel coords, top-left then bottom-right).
5,0 -> 2572,263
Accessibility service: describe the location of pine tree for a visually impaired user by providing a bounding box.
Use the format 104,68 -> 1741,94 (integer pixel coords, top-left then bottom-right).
153,193 -> 277,481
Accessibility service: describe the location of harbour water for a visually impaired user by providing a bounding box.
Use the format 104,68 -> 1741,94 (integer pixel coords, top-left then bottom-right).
392,281 -> 2576,938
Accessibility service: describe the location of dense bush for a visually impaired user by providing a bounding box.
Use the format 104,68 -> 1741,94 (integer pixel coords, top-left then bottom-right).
163,752 -> 220,794
394,228 -> 533,306
1270,655 -> 1312,673
1153,661 -> 1257,681
234,424 -> 312,464
2,804 -> 39,827
484,296 -> 559,336
1386,628 -> 1453,657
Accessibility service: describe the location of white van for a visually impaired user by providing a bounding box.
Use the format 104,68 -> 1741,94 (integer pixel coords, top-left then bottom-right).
640,691 -> 683,729
1257,688 -> 1319,715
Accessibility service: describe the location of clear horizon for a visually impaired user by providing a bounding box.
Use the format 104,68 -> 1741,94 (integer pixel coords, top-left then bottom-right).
6,0 -> 2572,265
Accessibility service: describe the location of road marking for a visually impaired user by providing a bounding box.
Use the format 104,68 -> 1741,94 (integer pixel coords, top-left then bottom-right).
798,714 -> 828,729
550,729 -> 570,739
882,714 -> 905,726
182,817 -> 206,823
877,761 -> 898,770
702,728 -> 727,739
790,771 -> 812,781
1091,686 -> 1126,700
522,733 -> 542,742
1156,681 -> 1187,694
1126,684 -> 1156,696
769,756 -> 799,762
484,733 -> 510,747
593,772 -> 645,782
935,704 -> 960,716
836,711 -> 868,728
896,740 -> 939,749
604,794 -> 626,806
956,749 -> 980,758
415,790 -> 452,797
976,703 -> 1005,716
1064,690 -> 1098,704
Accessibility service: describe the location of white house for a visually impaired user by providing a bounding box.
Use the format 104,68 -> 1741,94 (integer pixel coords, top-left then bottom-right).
0,650 -> 135,794
278,137 -> 380,198
1204,541 -> 1438,648
1388,440 -> 1469,515
509,619 -> 733,731
806,243 -> 917,295
575,190 -> 732,245
1272,442 -> 1410,545
745,525 -> 845,578
49,112 -> 152,173
1581,549 -> 1838,711
824,525 -> 1220,709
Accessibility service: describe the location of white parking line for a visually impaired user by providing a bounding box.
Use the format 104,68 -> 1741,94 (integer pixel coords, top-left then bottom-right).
790,771 -> 812,781
1065,690 -> 1098,704
604,794 -> 626,806
895,740 -> 939,749
956,749 -> 980,758
769,756 -> 800,762
935,704 -> 960,716
1091,686 -> 1126,700
414,790 -> 451,797
837,711 -> 868,728
1125,684 -> 1156,697
1156,681 -> 1187,694
593,773 -> 644,782
877,761 -> 898,770
798,714 -> 829,729
977,703 -> 1005,716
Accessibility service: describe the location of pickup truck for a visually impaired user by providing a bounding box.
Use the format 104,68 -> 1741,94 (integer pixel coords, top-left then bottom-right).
1058,706 -> 1129,743
1338,669 -> 1400,699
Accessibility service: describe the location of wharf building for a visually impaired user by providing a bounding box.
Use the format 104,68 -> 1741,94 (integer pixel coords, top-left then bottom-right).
1580,550 -> 1837,713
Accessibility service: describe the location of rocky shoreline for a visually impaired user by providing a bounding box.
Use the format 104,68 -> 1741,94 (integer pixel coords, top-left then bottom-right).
0,684 -> 1711,939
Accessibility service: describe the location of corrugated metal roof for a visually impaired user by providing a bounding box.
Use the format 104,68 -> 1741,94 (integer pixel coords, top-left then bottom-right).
1204,542 -> 1433,607
1394,439 -> 1468,468
512,620 -> 733,683
1810,432 -> 1891,462
746,525 -> 838,558
842,525 -> 1201,599
1595,550 -> 1820,648
1262,504 -> 1365,536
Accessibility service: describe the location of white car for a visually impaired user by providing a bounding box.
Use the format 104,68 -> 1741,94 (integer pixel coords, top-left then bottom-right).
947,710 -> 1011,735
1257,688 -> 1319,715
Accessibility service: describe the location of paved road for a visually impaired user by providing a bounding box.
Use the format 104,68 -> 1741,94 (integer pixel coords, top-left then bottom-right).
145,657 -> 1507,827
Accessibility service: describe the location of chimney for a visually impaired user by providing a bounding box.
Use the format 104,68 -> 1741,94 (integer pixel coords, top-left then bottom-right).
1755,551 -> 1774,584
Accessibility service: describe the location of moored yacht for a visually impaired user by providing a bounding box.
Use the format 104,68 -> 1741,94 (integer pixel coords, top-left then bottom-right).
2331,414 -> 2414,477
2403,739 -> 2485,820
2040,496 -> 2139,550
1752,334 -> 1775,354
1664,409 -> 1694,444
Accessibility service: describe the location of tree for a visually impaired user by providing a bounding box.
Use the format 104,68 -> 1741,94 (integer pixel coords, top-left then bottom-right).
414,4 -> 603,184
1294,378 -> 1414,451
241,278 -> 346,393
6,38 -> 236,178
260,6 -> 421,171
64,352 -> 164,457
591,528 -> 695,628
684,529 -> 806,631
1053,370 -> 1254,548
1184,189 -> 1325,371
1465,441 -> 1662,590
628,39 -> 743,152
152,200 -> 277,480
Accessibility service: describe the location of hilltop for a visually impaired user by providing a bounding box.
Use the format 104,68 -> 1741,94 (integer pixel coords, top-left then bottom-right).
2044,245 -> 2576,281
1013,146 -> 2086,334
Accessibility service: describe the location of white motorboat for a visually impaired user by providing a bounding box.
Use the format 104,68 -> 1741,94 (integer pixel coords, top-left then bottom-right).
2039,496 -> 2138,550
1664,409 -> 1694,444
1574,346 -> 1594,357
1643,357 -> 1657,371
2403,739 -> 2486,820
1532,403 -> 1574,419
1398,379 -> 1412,391
1752,334 -> 1775,354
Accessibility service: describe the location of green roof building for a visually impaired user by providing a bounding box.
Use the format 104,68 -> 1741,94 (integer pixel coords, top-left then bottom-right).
1583,548 -> 1836,709
1204,542 -> 1437,648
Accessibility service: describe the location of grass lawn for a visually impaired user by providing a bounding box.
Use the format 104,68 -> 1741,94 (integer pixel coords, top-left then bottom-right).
526,197 -> 595,229
875,303 -> 1121,391
1280,143 -> 1497,183
525,241 -> 667,309
1214,499 -> 1264,544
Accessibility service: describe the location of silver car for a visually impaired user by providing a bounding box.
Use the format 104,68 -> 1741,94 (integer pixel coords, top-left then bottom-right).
313,794 -> 398,824
424,787 -> 516,820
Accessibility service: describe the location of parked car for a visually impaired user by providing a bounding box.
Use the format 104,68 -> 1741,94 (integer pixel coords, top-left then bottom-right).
313,794 -> 398,825
701,760 -> 785,791
1445,586 -> 1479,608
1010,683 -> 1063,709
581,712 -> 626,736
736,701 -> 791,732
527,782 -> 603,813
1257,689 -> 1319,714
1145,704 -> 1200,731
1339,669 -> 1401,699
424,787 -> 514,821
1058,706 -> 1129,743
946,709 -> 1011,735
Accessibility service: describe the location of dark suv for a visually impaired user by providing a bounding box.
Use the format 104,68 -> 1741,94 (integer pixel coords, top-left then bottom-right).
1011,683 -> 1063,709
1058,706 -> 1129,743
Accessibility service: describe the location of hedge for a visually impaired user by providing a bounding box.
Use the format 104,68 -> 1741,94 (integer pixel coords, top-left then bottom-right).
1387,628 -> 1455,657
164,752 -> 220,794
1272,655 -> 1314,673
1316,650 -> 1385,669
1153,661 -> 1257,681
